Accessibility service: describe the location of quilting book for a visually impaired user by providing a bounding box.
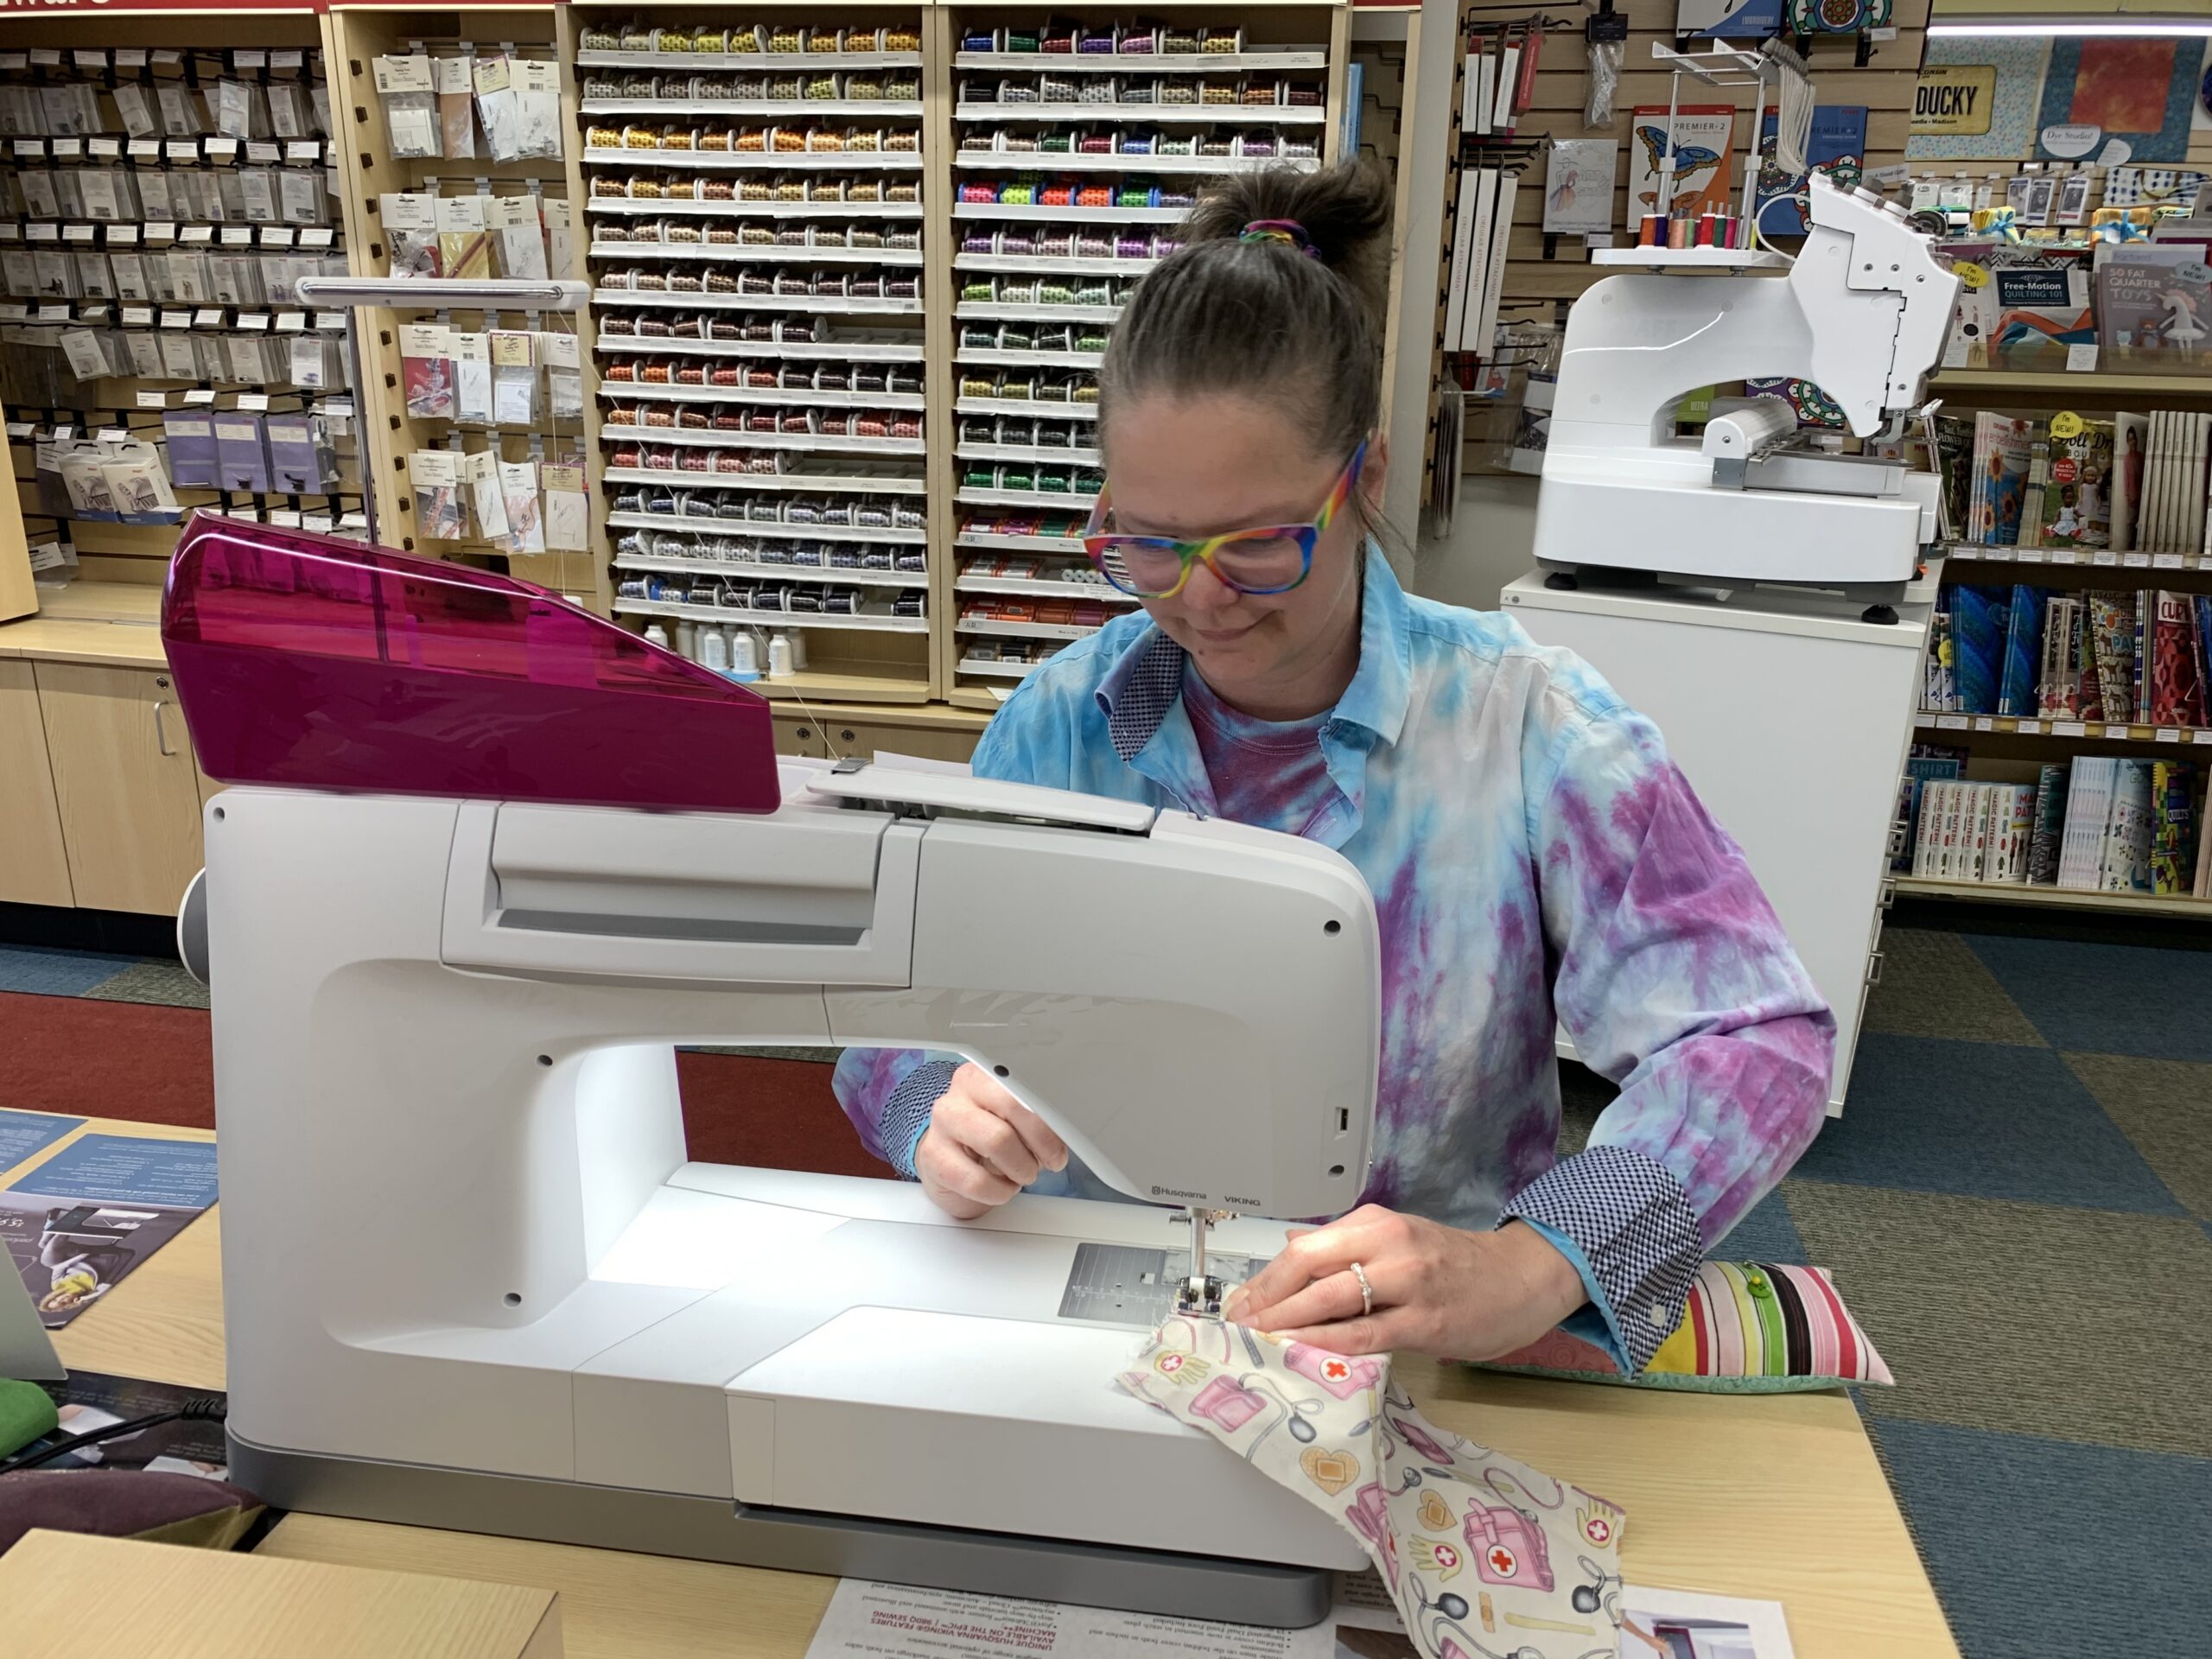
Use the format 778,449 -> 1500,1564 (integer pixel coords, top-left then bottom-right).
1627,105 -> 1736,226
1969,412 -> 2036,546
2087,592 -> 2139,722
2151,760 -> 2198,894
2149,589 -> 2207,728
1998,583 -> 2045,717
2094,245 -> 2212,368
1951,585 -> 2007,715
1755,105 -> 1866,237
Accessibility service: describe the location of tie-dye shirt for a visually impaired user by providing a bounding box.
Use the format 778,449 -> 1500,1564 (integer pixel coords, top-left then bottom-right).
834,550 -> 1834,1370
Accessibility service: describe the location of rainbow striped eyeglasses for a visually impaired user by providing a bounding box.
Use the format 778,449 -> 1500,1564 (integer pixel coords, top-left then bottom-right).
1082,439 -> 1370,601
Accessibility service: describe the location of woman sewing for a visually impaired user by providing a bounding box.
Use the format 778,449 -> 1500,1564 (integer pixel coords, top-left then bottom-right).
836,162 -> 1834,1377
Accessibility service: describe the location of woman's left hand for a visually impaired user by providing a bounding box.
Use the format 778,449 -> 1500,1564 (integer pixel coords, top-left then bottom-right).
1220,1206 -> 1588,1359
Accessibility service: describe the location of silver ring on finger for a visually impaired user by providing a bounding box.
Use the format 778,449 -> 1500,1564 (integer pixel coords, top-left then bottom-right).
1348,1261 -> 1373,1318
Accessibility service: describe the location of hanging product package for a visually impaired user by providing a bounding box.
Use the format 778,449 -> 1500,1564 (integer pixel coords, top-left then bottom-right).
542,454 -> 588,551
290,332 -> 340,392
238,167 -> 278,225
111,81 -> 157,140
472,53 -> 520,162
162,408 -> 219,489
101,438 -> 180,520
435,54 -> 477,159
211,78 -> 264,142
450,328 -> 494,425
373,54 -> 441,159
498,455 -> 545,555
541,327 -> 584,423
156,81 -> 202,138
265,411 -> 337,494
490,329 -> 539,426
383,191 -> 440,277
542,196 -> 575,277
1584,0 -> 1627,130
265,80 -> 310,142
488,194 -> 547,280
399,321 -> 455,420
510,59 -> 563,160
411,446 -> 467,538
278,164 -> 326,226
435,192 -> 494,279
464,447 -> 509,541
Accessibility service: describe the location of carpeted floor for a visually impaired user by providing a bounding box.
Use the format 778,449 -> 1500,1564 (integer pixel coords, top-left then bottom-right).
0,918 -> 2206,1659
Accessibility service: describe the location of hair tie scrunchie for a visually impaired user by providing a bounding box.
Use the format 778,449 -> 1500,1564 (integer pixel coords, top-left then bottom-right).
1239,218 -> 1319,257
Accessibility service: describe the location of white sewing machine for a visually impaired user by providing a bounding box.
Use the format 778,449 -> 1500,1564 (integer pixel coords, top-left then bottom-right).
166,521 -> 1380,1626
1533,174 -> 1960,616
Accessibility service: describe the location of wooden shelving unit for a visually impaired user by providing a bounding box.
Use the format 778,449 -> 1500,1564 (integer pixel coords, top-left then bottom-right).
575,3 -> 934,704
325,5 -> 602,608
939,1 -> 1346,709
1895,875 -> 2212,918
0,16 -> 366,589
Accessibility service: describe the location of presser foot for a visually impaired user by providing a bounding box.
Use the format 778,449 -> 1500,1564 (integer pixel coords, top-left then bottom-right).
1175,1274 -> 1226,1319
1173,1205 -> 1238,1319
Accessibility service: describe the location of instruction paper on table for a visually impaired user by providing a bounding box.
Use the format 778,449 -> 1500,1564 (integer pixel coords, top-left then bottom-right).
804,1574 -> 1794,1659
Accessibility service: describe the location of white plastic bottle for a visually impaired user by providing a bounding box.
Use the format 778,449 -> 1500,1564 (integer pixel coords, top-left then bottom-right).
642,623 -> 671,651
674,620 -> 698,660
730,627 -> 760,681
699,625 -> 730,674
786,628 -> 808,671
767,632 -> 795,679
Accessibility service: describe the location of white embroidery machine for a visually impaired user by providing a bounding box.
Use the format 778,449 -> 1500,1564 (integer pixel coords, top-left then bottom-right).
164,522 -> 1379,1627
1532,174 -> 1961,620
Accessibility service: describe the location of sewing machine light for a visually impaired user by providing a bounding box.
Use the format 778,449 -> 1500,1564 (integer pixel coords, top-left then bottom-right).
161,512 -> 781,814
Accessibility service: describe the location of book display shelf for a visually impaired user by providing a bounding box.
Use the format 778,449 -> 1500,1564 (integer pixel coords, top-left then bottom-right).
1901,371 -> 2212,918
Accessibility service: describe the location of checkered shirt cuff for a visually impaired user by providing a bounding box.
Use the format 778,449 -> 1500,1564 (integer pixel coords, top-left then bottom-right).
880,1058 -> 960,1181
1502,1145 -> 1704,1375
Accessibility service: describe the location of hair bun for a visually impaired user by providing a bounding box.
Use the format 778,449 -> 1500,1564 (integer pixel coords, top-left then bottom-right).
1184,161 -> 1392,328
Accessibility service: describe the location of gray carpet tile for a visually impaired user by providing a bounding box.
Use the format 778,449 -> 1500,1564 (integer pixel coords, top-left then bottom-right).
1788,1179 -> 2212,1459
1866,1417 -> 2212,1659
78,958 -> 212,1010
1861,926 -> 2045,1046
2063,1052 -> 2212,1222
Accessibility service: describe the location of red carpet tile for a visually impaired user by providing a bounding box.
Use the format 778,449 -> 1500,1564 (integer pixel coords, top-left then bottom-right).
0,990 -> 887,1179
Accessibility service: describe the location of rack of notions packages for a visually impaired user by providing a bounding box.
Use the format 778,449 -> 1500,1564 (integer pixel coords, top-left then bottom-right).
0,41 -> 366,565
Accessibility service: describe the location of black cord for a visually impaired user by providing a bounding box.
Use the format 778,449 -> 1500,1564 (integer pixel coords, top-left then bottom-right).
1,1396 -> 226,1475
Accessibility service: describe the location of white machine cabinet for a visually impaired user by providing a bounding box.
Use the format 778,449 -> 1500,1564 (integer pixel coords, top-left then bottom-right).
1501,569 -> 1936,1114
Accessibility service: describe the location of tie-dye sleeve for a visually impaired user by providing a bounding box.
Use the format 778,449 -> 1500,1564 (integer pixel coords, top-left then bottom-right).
1504,696 -> 1835,1371
830,672 -> 1088,1175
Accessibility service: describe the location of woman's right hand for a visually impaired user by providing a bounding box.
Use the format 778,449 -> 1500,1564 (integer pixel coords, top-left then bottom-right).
915,1062 -> 1070,1218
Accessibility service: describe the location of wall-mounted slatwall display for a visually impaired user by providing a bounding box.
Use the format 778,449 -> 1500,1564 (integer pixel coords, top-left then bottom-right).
326,8 -> 594,607
575,8 -> 936,705
0,23 -> 365,583
944,4 -> 1345,708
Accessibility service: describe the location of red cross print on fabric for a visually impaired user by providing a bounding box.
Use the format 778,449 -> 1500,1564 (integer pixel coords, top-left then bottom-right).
1321,1359 -> 1351,1383
1158,1353 -> 1185,1372
1487,1546 -> 1518,1578
1585,1517 -> 1612,1545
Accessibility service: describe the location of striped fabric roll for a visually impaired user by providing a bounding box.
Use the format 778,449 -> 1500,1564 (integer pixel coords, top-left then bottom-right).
1478,1261 -> 1893,1393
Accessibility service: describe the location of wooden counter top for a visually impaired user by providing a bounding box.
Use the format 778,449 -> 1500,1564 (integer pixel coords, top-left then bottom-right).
0,581 -> 168,671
